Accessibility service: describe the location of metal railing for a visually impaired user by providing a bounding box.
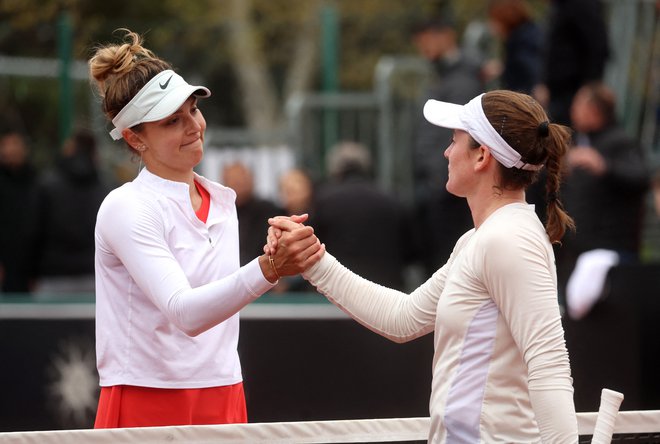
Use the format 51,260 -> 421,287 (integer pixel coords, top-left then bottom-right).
285,91 -> 380,181
604,0 -> 659,163
285,56 -> 431,201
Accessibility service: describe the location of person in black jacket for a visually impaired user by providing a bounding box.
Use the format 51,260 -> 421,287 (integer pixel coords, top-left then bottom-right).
529,0 -> 610,229
310,141 -> 415,291
533,0 -> 609,126
487,0 -> 542,94
558,82 -> 649,319
32,129 -> 113,296
410,17 -> 484,276
0,130 -> 38,293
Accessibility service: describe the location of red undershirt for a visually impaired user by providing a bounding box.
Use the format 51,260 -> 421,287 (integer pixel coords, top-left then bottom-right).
194,180 -> 210,223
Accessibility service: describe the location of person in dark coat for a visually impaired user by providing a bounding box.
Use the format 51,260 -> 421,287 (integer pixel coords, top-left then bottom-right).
558,82 -> 649,318
0,130 -> 38,293
487,0 -> 542,94
534,0 -> 610,126
310,141 -> 415,291
410,17 -> 484,276
32,129 -> 113,295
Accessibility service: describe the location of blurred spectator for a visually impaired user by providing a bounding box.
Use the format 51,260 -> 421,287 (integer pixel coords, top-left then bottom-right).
486,0 -> 542,94
533,0 -> 609,126
410,16 -> 483,276
461,19 -> 498,81
529,0 -> 609,225
31,129 -> 113,297
487,0 -> 547,221
0,130 -> 38,293
221,162 -> 282,266
653,169 -> 660,219
279,167 -> 314,217
310,141 -> 414,291
559,82 -> 649,319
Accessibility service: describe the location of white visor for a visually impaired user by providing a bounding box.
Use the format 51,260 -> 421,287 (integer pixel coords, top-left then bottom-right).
109,70 -> 211,140
423,94 -> 543,171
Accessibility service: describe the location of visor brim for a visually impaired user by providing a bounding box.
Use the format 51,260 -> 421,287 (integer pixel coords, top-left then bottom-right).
140,84 -> 211,123
423,100 -> 467,131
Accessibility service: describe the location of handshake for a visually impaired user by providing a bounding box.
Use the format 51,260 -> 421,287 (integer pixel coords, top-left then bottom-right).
259,214 -> 325,284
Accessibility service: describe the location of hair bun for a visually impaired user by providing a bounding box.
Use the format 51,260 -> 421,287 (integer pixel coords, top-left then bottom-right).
537,120 -> 550,138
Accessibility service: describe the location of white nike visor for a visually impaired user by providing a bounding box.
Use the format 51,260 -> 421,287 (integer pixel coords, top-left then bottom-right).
423,93 -> 543,171
109,70 -> 211,140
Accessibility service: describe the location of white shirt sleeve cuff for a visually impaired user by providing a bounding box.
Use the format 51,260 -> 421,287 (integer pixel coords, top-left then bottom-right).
302,252 -> 336,283
242,257 -> 277,296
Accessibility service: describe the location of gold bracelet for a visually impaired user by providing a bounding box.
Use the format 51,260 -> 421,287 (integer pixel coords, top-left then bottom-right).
268,255 -> 280,281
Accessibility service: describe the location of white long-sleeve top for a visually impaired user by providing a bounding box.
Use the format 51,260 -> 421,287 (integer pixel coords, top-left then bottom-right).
95,168 -> 275,389
304,203 -> 578,443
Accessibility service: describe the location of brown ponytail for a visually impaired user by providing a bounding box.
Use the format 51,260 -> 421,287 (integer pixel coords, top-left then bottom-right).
542,122 -> 575,243
481,90 -> 575,243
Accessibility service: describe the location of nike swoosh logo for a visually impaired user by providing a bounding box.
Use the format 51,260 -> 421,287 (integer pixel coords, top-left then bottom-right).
159,75 -> 173,90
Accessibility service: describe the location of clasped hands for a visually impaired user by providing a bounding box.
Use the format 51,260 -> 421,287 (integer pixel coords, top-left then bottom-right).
260,214 -> 324,283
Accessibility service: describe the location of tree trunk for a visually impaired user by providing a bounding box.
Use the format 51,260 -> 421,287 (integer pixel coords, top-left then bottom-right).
284,0 -> 321,102
226,0 -> 280,133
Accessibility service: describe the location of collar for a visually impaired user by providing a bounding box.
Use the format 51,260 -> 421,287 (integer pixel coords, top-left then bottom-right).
135,168 -> 236,223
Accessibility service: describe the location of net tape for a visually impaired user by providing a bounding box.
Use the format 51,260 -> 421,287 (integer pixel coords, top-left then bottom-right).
1,411 -> 660,444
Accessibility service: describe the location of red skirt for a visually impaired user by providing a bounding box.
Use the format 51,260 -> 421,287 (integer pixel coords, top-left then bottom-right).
94,382 -> 247,428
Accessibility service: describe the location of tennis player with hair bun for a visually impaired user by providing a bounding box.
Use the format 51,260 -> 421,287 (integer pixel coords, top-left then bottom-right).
89,29 -> 323,428
269,90 -> 579,442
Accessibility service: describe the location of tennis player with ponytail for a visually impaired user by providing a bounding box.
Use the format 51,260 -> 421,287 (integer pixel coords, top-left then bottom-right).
89,29 -> 323,428
269,90 -> 578,442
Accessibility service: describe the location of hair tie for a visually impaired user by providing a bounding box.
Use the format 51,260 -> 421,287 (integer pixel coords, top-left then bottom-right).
547,191 -> 558,203
537,121 -> 550,138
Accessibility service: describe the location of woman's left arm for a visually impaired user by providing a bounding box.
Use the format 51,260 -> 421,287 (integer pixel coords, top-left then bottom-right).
483,228 -> 578,443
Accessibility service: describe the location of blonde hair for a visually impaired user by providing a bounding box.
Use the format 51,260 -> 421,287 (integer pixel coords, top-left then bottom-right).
89,29 -> 170,123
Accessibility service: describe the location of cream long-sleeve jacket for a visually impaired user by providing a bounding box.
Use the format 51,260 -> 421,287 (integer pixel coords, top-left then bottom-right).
304,203 -> 578,443
95,168 -> 275,389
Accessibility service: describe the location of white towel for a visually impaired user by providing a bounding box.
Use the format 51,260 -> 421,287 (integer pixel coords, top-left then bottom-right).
566,249 -> 620,320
